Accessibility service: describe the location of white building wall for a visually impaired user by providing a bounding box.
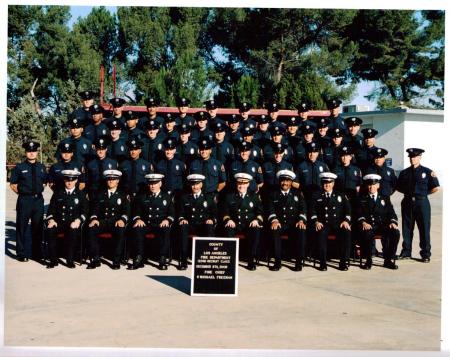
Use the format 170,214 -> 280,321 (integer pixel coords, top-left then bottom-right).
403,113 -> 445,179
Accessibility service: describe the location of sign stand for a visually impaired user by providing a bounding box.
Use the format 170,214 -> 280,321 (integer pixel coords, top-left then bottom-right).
191,237 -> 239,296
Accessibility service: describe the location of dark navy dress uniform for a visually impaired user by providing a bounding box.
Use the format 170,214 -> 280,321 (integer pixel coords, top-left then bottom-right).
334,163 -> 362,201
141,136 -> 165,165
221,190 -> 264,269
83,122 -> 110,143
396,150 -> 440,260
365,163 -> 397,197
189,157 -> 227,195
70,107 -> 92,126
108,138 -> 128,164
267,187 -> 307,269
177,190 -> 217,267
155,158 -> 186,195
119,157 -> 152,198
176,114 -> 196,128
190,127 -> 214,144
57,136 -> 94,167
310,189 -> 352,269
176,140 -> 199,166
356,191 -> 400,268
229,156 -> 263,193
48,160 -> 85,192
295,157 -> 329,205
211,140 -> 234,166
46,187 -> 88,266
131,188 -> 175,268
86,157 -> 118,198
262,159 -> 293,192
10,152 -> 47,260
87,186 -> 130,267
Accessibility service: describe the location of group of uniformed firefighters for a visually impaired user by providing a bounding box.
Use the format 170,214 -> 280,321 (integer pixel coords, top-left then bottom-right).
9,91 -> 440,272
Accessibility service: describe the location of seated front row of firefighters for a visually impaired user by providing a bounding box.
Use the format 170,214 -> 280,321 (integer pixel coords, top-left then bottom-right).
46,165 -> 400,272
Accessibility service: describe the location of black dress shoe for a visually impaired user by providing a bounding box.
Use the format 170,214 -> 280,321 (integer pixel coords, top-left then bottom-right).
67,261 -> 76,269
46,261 -> 58,269
112,262 -> 120,270
339,263 -> 349,271
293,263 -> 302,272
17,257 -> 29,262
248,262 -> 256,271
159,262 -> 168,270
87,259 -> 100,269
178,261 -> 188,270
398,252 -> 411,260
270,260 -> 281,271
383,260 -> 398,270
319,262 -> 327,271
361,259 -> 372,270
421,257 -> 431,263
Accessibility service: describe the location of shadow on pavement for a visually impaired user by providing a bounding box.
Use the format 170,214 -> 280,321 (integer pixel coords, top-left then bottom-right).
5,220 -> 17,259
146,275 -> 191,295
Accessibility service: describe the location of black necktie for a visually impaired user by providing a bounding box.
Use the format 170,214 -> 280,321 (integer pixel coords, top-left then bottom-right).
31,163 -> 36,195
131,161 -> 137,192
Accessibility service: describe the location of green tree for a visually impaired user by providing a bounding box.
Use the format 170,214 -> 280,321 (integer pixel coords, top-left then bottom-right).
205,8 -> 357,109
342,10 -> 445,109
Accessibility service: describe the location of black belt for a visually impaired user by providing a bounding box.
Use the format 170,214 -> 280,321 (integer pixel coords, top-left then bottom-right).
405,196 -> 426,201
20,193 -> 42,198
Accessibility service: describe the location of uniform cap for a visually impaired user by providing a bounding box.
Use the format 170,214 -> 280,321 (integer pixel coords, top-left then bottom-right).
58,142 -> 74,153
164,113 -> 175,122
79,90 -> 96,100
305,141 -> 320,153
163,137 -> 178,149
286,116 -> 299,127
406,148 -> 424,157
329,128 -> 344,138
187,174 -> 205,182
61,169 -> 81,179
227,114 -> 240,124
204,99 -> 217,110
23,141 -> 40,152
256,115 -> 269,124
339,146 -> 353,156
301,124 -> 315,135
67,117 -> 84,128
103,169 -> 122,179
373,147 -> 388,158
145,173 -> 164,182
319,172 -> 337,182
234,172 -> 253,183
176,97 -> 190,107
317,118 -> 330,129
90,104 -> 103,115
146,119 -> 160,130
198,138 -> 214,150
213,122 -> 226,133
267,102 -> 279,113
325,98 -> 342,109
239,102 -> 251,112
126,138 -> 143,150
272,142 -> 286,154
242,126 -> 255,137
94,136 -> 110,149
276,169 -> 296,180
345,116 -> 363,126
124,110 -> 138,121
107,119 -> 122,130
297,102 -> 310,113
178,123 -> 191,134
194,111 -> 209,121
361,128 -> 378,139
144,97 -> 159,107
109,97 -> 126,108
363,174 -> 381,185
238,141 -> 253,152
269,125 -> 285,136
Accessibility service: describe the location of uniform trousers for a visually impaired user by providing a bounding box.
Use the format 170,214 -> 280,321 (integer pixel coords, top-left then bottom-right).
316,225 -> 351,264
47,223 -> 81,263
133,224 -> 171,260
360,226 -> 400,261
16,195 -> 44,260
224,225 -> 261,261
401,197 -> 431,258
179,223 -> 215,261
87,219 -> 126,263
271,225 -> 306,262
